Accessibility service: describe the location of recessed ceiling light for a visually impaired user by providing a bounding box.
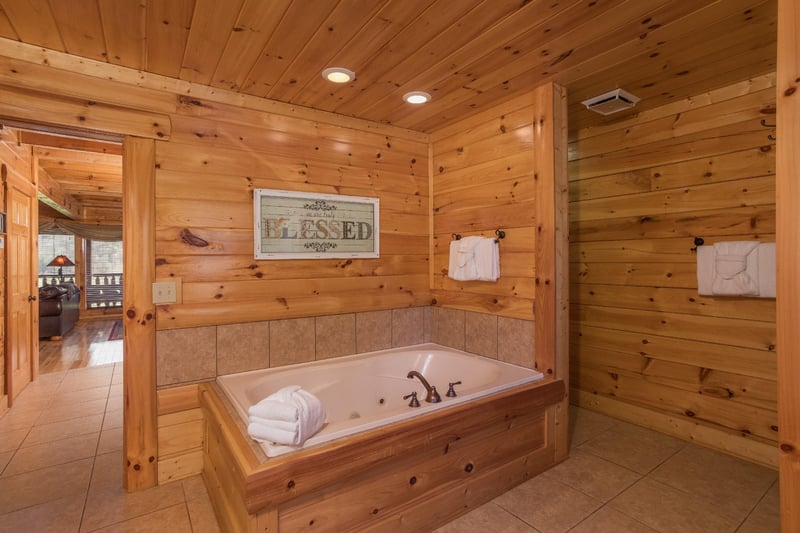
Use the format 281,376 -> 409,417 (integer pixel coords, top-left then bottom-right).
322,67 -> 355,83
403,91 -> 431,104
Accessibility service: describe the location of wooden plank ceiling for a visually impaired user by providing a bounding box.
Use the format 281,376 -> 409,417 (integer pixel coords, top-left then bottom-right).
0,0 -> 777,133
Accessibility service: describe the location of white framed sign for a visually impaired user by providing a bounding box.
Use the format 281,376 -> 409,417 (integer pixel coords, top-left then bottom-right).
254,189 -> 380,260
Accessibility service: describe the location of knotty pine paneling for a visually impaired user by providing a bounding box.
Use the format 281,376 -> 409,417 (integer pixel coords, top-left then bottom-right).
569,77 -> 778,466
155,101 -> 431,330
431,97 -> 535,320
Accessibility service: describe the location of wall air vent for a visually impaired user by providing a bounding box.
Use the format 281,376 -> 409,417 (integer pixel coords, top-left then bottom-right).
581,88 -> 640,116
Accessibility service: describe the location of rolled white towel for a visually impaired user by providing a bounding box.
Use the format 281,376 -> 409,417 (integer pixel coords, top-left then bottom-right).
246,386 -> 325,446
475,237 -> 499,282
248,421 -> 299,446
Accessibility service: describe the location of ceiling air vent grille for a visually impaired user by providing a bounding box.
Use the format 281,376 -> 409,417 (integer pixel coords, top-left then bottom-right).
581,89 -> 640,116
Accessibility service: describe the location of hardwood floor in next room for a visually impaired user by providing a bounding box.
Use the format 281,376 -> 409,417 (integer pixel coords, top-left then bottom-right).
39,319 -> 123,374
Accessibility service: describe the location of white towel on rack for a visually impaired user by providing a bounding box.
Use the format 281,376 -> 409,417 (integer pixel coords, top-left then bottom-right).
448,236 -> 481,281
697,241 -> 774,298
475,237 -> 500,282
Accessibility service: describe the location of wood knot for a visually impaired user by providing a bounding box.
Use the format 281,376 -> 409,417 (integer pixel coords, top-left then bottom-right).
287,480 -> 295,489
179,229 -> 209,247
126,309 -> 136,319
780,443 -> 795,453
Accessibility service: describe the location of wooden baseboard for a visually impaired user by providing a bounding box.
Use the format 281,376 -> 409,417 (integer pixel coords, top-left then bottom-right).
571,388 -> 778,469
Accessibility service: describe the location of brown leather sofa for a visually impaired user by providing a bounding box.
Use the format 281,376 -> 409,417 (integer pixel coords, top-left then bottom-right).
39,283 -> 81,338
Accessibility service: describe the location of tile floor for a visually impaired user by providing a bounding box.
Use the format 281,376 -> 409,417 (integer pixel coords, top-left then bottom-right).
0,366 -> 781,532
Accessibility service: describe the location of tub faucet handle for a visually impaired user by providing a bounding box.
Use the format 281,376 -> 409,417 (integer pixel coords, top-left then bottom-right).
446,381 -> 462,397
403,392 -> 421,408
430,386 -> 442,403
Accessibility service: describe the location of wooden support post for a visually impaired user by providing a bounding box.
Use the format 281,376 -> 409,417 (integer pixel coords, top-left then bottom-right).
776,1 -> 800,530
532,82 -> 569,461
122,136 -> 158,491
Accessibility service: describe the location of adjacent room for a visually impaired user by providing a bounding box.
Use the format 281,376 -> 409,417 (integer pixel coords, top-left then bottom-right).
0,1 -> 797,532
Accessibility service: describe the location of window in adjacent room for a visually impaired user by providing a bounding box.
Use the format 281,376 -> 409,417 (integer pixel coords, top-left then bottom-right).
85,239 -> 123,308
38,234 -> 75,286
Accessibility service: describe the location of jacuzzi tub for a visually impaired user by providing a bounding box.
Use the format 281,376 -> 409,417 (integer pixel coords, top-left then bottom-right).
216,342 -> 544,456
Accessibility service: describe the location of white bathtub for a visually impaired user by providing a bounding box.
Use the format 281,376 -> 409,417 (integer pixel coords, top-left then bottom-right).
216,343 -> 544,457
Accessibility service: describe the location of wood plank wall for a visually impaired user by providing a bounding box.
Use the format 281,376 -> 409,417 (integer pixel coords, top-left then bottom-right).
431,93 -> 536,321
154,98 -> 431,330
569,74 -> 778,467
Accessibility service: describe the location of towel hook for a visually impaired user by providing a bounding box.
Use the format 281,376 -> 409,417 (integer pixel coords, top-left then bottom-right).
452,233 -> 462,241
494,229 -> 505,243
690,236 -> 705,253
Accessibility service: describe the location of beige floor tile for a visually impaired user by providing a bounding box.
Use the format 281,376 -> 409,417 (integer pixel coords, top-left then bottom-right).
81,453 -> 186,531
493,475 -> 602,532
105,394 -> 123,412
568,406 -> 619,449
738,481 -> 780,533
96,428 -> 122,455
0,428 -> 30,453
610,478 -> 742,533
22,414 -> 103,447
0,451 -> 13,473
87,502 -> 192,533
0,458 -> 93,515
36,398 -> 109,425
59,375 -> 112,393
571,506 -> 658,533
181,475 -> 208,501
538,448 -> 641,502
186,491 -> 222,533
577,420 -> 684,474
3,432 -> 100,477
49,386 -> 110,406
101,409 -> 122,430
433,502 -> 537,533
0,493 -> 85,533
649,444 -> 777,522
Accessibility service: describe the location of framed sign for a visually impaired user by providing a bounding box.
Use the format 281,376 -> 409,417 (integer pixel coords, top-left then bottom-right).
254,189 -> 380,260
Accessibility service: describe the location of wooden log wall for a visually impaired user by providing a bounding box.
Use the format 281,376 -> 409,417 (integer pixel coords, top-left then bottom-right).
430,93 -> 537,321
569,74 -> 778,467
154,98 -> 431,330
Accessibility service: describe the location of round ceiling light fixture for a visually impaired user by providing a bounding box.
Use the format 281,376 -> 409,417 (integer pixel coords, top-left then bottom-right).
403,91 -> 431,104
322,67 -> 355,83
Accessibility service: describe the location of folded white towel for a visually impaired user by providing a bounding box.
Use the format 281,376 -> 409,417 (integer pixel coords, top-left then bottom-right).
712,241 -> 759,296
697,241 -> 775,298
247,385 -> 325,446
475,237 -> 500,282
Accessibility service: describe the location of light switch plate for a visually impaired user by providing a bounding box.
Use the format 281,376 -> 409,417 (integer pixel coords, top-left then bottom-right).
152,279 -> 178,304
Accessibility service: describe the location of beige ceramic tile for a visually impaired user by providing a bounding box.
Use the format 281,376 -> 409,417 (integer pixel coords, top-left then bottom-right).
0,494 -> 85,533
423,306 -> 433,342
82,453 -> 186,531
0,450 -> 13,472
493,474 -> 602,532
36,397 -> 108,425
610,478 -> 742,533
59,374 -> 112,393
464,311 -> 498,358
0,406 -> 44,433
434,502 -> 535,533
316,314 -> 356,359
90,503 -> 193,533
0,428 -> 30,453
355,310 -> 392,353
392,307 -> 425,347
49,385 -> 110,406
102,408 -> 123,431
97,427 -> 123,455
181,475 -> 208,501
0,458 -> 92,515
537,448 -> 640,502
571,506 -> 658,533
738,480 -> 780,533
106,393 -> 123,412
109,383 -> 122,398
186,489 -> 222,533
578,420 -> 684,474
497,316 -> 534,368
22,414 -> 103,447
568,405 -> 619,449
3,432 -> 99,477
269,318 -> 315,367
156,326 -> 217,386
650,444 -> 777,522
433,307 -> 465,350
216,321 -> 269,374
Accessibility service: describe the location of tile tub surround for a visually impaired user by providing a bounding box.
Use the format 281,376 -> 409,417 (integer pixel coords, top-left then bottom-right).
155,306 -> 435,386
156,306 -> 535,387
